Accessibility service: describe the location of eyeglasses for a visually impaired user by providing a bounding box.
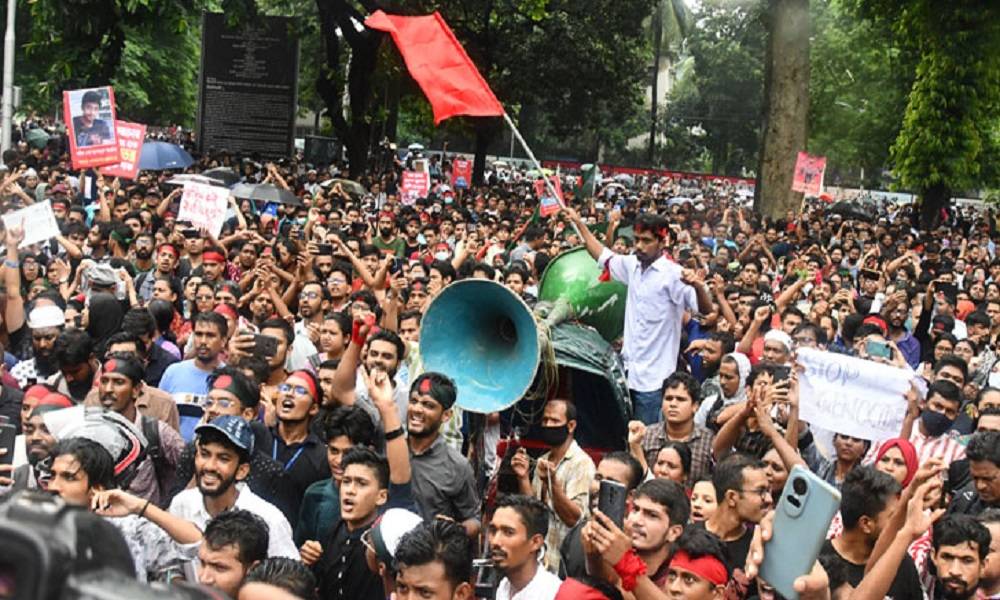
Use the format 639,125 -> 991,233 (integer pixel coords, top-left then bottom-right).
328,278 -> 347,285
300,291 -> 320,300
277,383 -> 311,396
203,397 -> 236,409
740,488 -> 772,500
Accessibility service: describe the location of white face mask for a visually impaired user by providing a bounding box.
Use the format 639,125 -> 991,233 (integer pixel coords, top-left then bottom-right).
434,251 -> 450,261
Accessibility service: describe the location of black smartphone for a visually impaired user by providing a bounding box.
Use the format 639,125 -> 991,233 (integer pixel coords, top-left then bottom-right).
316,243 -> 334,256
0,421 -> 16,466
181,229 -> 199,239
597,479 -> 628,529
390,257 -> 404,275
252,334 -> 279,359
773,365 -> 791,381
937,282 -> 958,298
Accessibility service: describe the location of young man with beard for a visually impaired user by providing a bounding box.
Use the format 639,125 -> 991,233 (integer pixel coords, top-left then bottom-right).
489,494 -> 562,600
199,247 -> 226,285
584,479 -> 690,595
168,415 -> 299,558
394,519 -> 476,600
132,232 -> 155,275
98,354 -> 184,506
374,212 -> 406,257
331,320 -> 409,425
0,394 -> 72,495
326,262 -> 353,313
306,447 -> 392,600
406,372 -> 481,538
137,243 -> 179,302
287,280 -> 328,371
703,453 -> 771,597
821,466 -> 923,599
159,312 -> 228,405
9,304 -> 65,388
512,398 -> 596,571
565,207 -> 712,425
48,328 -> 100,402
931,515 -> 992,600
169,367 -> 294,523
229,317 -> 293,388
196,510 -> 270,598
882,291 -> 921,368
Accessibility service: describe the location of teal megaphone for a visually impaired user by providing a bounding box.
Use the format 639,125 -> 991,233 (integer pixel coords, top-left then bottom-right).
419,280 -> 540,414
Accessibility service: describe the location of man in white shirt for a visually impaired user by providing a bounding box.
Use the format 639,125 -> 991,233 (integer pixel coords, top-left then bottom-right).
489,494 -> 561,600
168,415 -> 298,559
565,207 -> 712,424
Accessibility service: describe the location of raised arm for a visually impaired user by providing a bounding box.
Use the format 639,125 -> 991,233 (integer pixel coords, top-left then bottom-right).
564,206 -> 606,261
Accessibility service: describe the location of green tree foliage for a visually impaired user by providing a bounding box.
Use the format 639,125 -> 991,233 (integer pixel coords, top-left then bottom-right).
808,0 -> 912,187
643,2 -> 765,175
845,0 -> 1000,226
3,0 -> 211,125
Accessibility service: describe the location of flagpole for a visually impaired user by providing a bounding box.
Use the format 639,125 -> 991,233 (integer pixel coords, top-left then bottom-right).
502,111 -> 582,237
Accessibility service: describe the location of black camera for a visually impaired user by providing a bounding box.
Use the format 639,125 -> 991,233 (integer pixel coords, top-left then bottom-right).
0,491 -> 220,599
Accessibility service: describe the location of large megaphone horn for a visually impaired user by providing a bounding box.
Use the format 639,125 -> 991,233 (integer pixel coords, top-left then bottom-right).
420,279 -> 540,413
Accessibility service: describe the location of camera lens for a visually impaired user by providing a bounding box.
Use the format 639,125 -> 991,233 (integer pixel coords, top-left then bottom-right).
792,477 -> 808,495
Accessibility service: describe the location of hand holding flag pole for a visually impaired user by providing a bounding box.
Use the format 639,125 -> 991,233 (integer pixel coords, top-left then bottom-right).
365,9 -> 581,237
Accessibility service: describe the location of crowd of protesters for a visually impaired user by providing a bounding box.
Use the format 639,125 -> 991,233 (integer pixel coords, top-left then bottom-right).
0,129 -> 998,600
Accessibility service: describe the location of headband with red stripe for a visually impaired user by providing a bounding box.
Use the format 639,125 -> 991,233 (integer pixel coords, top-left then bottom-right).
288,370 -> 318,399
669,550 -> 728,586
202,250 -> 226,263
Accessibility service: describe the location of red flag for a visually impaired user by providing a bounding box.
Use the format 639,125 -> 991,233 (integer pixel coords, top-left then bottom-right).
365,10 -> 505,124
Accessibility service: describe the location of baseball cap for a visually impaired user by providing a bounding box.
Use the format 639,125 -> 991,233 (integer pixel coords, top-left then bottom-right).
195,415 -> 254,454
27,305 -> 65,329
22,168 -> 37,178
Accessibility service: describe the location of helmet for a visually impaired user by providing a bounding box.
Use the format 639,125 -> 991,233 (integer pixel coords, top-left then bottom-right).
44,406 -> 148,490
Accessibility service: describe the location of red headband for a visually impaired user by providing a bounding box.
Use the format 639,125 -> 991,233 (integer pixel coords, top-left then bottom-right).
289,370 -> 317,399
213,304 -> 237,319
669,550 -> 728,586
202,251 -> 226,263
158,244 -> 179,257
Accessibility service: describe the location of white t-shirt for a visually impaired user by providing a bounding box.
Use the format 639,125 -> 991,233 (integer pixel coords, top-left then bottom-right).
495,566 -> 561,600
168,483 -> 298,559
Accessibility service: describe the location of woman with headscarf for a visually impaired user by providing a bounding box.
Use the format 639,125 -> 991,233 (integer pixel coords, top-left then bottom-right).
85,292 -> 125,357
694,352 -> 750,430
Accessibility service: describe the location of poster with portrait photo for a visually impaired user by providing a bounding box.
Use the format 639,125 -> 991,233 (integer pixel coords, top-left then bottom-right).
63,86 -> 121,170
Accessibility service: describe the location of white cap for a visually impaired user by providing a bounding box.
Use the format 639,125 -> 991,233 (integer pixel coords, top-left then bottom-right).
22,168 -> 37,178
27,305 -> 65,329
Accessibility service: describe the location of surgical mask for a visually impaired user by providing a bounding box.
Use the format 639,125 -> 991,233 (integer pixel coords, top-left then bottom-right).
920,410 -> 954,437
434,251 -> 450,261
536,424 -> 570,447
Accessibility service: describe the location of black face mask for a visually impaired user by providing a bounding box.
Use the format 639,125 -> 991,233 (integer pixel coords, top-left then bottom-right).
536,424 -> 570,447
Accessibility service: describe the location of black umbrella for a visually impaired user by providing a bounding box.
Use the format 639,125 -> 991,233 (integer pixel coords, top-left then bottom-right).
230,182 -> 302,206
202,167 -> 241,187
826,201 -> 874,222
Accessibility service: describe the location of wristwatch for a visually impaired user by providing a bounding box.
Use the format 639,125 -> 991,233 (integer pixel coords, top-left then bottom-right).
385,427 -> 405,441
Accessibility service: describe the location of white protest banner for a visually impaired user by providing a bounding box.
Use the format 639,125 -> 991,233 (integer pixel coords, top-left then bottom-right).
178,182 -> 228,237
796,347 -> 914,442
400,171 -> 430,205
2,200 -> 61,248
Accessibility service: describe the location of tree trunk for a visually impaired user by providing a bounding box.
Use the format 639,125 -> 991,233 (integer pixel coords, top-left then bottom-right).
756,0 -> 810,219
472,122 -> 493,186
920,183 -> 949,230
648,2 -> 663,164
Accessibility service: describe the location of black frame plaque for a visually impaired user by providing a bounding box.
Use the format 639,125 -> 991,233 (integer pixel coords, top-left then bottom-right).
197,12 -> 300,157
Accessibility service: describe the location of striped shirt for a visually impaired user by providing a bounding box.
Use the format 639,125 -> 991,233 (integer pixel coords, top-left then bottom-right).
865,428 -> 966,476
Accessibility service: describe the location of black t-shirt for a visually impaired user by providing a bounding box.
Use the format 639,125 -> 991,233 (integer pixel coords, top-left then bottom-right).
820,539 -> 923,600
697,521 -> 756,598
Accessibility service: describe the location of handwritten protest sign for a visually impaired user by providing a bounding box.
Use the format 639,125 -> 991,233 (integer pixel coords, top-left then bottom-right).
451,158 -> 472,189
792,152 -> 827,196
400,171 -> 431,205
63,86 -> 120,170
2,201 -> 61,248
178,182 -> 229,237
534,175 -> 564,217
99,121 -> 147,179
797,347 -> 914,441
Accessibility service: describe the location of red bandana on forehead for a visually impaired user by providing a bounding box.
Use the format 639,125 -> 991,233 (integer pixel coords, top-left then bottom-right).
202,251 -> 226,264
289,370 -> 318,399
